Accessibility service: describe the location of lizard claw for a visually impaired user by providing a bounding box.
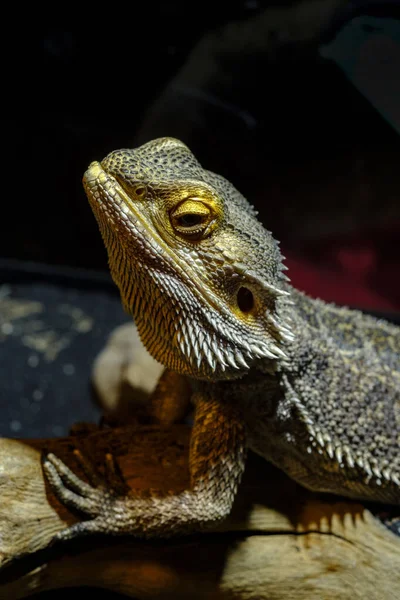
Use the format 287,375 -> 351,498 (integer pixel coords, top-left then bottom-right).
42,450 -> 132,541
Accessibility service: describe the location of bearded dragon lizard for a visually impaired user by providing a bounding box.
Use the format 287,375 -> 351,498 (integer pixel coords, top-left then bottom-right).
43,138 -> 400,540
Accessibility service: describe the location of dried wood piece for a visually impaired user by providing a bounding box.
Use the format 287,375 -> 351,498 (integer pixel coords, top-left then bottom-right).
0,425 -> 399,599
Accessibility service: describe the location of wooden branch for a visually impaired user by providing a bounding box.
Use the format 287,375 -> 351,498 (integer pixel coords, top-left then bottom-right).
0,424 -> 399,600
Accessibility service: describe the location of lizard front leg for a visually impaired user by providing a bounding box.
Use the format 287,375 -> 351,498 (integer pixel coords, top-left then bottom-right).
99,369 -> 192,428
147,369 -> 192,426
42,390 -> 246,541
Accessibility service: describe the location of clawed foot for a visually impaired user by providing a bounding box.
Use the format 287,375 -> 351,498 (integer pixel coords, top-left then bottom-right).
42,449 -> 133,541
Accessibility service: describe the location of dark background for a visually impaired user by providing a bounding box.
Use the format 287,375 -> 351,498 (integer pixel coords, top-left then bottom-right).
2,0 -> 400,311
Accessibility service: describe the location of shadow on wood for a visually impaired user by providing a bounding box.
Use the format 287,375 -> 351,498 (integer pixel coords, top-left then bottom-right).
0,424 -> 399,599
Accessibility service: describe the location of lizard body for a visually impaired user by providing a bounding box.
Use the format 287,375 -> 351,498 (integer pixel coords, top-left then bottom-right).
43,138 -> 400,540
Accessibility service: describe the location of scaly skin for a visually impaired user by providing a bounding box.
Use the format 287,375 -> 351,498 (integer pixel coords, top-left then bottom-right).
43,138 -> 400,541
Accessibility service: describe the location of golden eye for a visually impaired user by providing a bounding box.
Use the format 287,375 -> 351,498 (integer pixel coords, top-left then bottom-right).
170,199 -> 213,237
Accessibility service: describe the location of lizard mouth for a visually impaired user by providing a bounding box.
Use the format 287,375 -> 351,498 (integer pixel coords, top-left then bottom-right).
83,161 -> 168,254
83,161 -> 227,315
83,162 -> 142,221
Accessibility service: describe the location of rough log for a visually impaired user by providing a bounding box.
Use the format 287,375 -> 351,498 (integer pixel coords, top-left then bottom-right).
0,424 -> 399,600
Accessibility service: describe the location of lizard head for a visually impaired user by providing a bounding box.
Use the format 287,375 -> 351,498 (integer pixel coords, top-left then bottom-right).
83,137 -> 293,381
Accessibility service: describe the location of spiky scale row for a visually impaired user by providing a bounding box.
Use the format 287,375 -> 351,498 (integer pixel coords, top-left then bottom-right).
83,139 -> 400,527
308,422 -> 400,491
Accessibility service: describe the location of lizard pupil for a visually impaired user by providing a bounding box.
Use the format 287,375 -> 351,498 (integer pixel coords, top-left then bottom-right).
237,287 -> 254,312
178,214 -> 204,227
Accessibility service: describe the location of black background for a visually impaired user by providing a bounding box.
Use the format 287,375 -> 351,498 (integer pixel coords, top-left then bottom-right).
2,1 -> 400,296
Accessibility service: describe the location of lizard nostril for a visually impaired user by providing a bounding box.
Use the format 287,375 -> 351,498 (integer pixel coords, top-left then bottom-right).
134,185 -> 146,198
237,287 -> 254,313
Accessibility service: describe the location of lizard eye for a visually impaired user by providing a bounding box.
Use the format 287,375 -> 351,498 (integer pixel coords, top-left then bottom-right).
170,199 -> 213,238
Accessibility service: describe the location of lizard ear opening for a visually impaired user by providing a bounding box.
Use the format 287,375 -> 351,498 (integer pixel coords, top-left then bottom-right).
237,286 -> 254,313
